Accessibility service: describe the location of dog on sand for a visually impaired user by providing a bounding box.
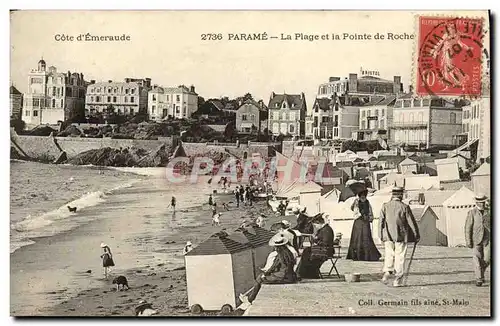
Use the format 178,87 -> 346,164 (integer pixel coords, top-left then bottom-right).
112,275 -> 130,291
67,206 -> 77,213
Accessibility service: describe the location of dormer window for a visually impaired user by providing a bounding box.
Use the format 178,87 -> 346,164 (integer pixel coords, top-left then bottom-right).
282,101 -> 287,109
275,103 -> 280,108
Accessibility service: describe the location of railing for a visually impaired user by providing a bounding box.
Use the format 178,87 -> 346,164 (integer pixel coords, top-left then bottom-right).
391,121 -> 427,128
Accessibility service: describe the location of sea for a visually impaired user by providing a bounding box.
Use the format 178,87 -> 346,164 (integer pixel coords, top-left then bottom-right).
10,160 -> 218,315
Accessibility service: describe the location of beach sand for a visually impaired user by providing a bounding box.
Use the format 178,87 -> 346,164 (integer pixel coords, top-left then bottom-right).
13,174 -> 284,317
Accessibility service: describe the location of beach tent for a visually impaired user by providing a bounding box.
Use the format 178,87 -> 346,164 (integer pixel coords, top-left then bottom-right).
185,231 -> 255,313
398,157 -> 418,174
442,187 -> 476,247
410,205 -> 439,246
274,151 -> 307,198
435,158 -> 460,182
405,175 -> 439,191
298,181 -> 324,215
234,225 -> 276,277
471,162 -> 490,197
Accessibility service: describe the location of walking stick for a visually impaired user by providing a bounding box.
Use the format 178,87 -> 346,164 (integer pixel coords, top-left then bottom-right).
403,242 -> 417,286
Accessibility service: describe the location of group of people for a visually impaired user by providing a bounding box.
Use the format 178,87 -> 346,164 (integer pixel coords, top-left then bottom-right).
234,185 -> 254,207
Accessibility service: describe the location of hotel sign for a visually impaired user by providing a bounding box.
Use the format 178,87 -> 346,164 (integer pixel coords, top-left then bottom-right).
367,116 -> 378,121
360,67 -> 380,77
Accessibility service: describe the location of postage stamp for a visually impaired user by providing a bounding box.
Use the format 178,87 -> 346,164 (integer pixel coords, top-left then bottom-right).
416,16 -> 484,97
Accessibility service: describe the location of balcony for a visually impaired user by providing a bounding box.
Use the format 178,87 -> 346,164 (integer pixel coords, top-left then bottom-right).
391,121 -> 427,129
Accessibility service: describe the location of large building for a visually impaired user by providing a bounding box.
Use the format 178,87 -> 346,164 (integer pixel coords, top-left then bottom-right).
309,69 -> 402,141
22,59 -> 87,126
235,99 -> 268,134
148,85 -> 198,120
85,78 -> 150,117
10,85 -> 23,119
267,92 -> 307,137
391,96 -> 463,148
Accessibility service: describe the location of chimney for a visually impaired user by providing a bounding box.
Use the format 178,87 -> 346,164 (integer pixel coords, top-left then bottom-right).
125,78 -> 130,83
190,85 -> 195,93
393,76 -> 402,94
90,80 -> 95,84
108,80 -> 112,83
271,92 -> 275,99
348,73 -> 358,93
409,85 -> 414,94
329,77 -> 340,82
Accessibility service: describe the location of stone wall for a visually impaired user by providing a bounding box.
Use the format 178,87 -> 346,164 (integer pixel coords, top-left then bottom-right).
181,141 -> 279,158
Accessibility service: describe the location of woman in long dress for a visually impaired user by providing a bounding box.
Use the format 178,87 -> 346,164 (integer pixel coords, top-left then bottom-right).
100,243 -> 115,278
346,190 -> 381,261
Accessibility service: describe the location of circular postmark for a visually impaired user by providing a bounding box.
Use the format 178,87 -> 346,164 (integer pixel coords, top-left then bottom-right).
417,17 -> 487,98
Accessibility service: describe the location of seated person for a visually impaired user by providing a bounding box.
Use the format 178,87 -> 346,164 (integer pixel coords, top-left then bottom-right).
239,232 -> 298,306
295,215 -> 334,279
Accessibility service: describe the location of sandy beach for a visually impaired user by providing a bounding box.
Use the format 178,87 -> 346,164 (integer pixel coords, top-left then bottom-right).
11,164 -> 282,316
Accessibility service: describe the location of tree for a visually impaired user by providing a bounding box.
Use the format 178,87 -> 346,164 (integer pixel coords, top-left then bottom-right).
242,93 -> 253,101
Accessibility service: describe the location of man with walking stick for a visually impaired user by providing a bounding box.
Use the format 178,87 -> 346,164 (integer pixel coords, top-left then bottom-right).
379,186 -> 420,287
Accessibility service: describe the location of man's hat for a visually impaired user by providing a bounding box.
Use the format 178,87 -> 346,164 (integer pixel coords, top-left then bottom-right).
391,186 -> 404,194
268,231 -> 289,247
475,193 -> 488,202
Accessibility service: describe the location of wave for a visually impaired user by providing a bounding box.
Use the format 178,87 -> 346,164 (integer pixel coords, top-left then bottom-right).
10,181 -> 138,253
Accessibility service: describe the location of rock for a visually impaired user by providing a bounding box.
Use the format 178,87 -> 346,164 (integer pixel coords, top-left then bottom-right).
85,270 -> 92,273
53,151 -> 68,164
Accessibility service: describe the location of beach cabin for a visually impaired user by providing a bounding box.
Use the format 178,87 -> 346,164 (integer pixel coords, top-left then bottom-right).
435,158 -> 460,182
398,157 -> 418,174
442,187 -> 476,247
235,225 -> 276,277
298,181 -> 324,215
185,232 -> 255,313
404,175 -> 439,191
471,162 -> 490,197
372,169 -> 398,190
410,205 -> 439,246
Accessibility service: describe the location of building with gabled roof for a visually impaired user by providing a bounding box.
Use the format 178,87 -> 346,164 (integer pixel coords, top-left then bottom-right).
268,92 -> 307,137
148,84 -> 198,120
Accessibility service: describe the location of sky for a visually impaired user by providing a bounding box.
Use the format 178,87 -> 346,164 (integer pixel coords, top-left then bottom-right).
10,10 -> 489,110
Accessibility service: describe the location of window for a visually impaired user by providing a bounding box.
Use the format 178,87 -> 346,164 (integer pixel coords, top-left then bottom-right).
152,94 -> 156,101
117,109 -> 122,114
25,110 -> 30,116
166,95 -> 169,101
125,97 -> 128,103
422,99 -> 430,106
33,110 -> 38,117
130,108 -> 134,115
273,111 -> 279,120
289,124 -> 295,133
450,112 -> 457,124
334,128 -> 338,137
176,106 -> 180,114
403,100 -> 411,107
276,103 -> 280,108
410,113 -> 414,122
131,89 -> 136,94
381,108 -> 385,117
52,99 -> 56,107
152,105 -> 156,114
289,112 -> 296,120
176,95 -> 180,102
96,96 -> 100,102
114,88 -> 118,93
113,96 -> 117,103
282,101 -> 287,109
125,89 -> 129,94
418,112 -> 423,123
272,122 -> 279,134
361,110 -> 366,118
61,99 -> 64,108
108,88 -> 112,93
107,96 -> 111,102
282,112 -> 287,120
242,114 -> 247,121
130,96 -> 135,103
52,88 -> 56,96
32,98 -> 40,107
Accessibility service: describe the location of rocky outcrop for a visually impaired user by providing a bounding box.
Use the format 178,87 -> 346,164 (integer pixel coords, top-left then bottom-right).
66,145 -> 174,167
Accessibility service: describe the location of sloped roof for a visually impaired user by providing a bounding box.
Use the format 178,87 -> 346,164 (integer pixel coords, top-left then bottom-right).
268,93 -> 306,111
186,232 -> 252,256
235,226 -> 275,248
442,186 -> 476,207
377,155 -> 406,165
405,175 -> 440,191
399,157 -> 417,166
410,205 -> 438,221
10,85 -> 21,95
363,95 -> 386,106
314,98 -> 331,110
238,99 -> 268,112
409,153 -> 448,164
471,162 -> 490,176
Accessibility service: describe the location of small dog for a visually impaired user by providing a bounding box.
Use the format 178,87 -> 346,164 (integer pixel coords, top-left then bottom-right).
112,275 -> 129,291
67,206 -> 77,213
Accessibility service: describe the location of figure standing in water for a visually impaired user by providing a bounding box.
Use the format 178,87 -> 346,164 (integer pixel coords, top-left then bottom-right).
100,243 -> 115,279
171,196 -> 176,212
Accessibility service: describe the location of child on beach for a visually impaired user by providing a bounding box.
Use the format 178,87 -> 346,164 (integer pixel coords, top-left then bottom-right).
100,243 -> 115,278
171,196 -> 176,212
212,212 -> 221,227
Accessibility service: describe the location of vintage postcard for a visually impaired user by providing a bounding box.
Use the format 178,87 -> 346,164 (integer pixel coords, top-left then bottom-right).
10,10 -> 491,317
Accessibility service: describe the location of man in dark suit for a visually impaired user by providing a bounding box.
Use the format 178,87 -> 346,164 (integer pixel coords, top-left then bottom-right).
379,186 -> 420,287
465,193 -> 490,287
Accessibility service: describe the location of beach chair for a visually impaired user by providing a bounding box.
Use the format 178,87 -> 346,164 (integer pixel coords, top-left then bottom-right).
318,245 -> 342,279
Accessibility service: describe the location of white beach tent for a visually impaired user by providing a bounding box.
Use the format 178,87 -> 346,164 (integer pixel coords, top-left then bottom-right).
471,162 -> 491,197
442,186 -> 476,247
185,232 -> 255,314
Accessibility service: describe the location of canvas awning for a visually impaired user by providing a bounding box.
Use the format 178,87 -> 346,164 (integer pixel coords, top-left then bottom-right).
240,122 -> 254,128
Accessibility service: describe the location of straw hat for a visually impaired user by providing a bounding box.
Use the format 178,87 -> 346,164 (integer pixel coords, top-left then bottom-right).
186,241 -> 192,246
268,231 -> 289,247
475,193 -> 488,202
100,243 -> 107,248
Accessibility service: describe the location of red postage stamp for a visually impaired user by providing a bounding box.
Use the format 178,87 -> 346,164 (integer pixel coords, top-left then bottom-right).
417,16 -> 484,97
